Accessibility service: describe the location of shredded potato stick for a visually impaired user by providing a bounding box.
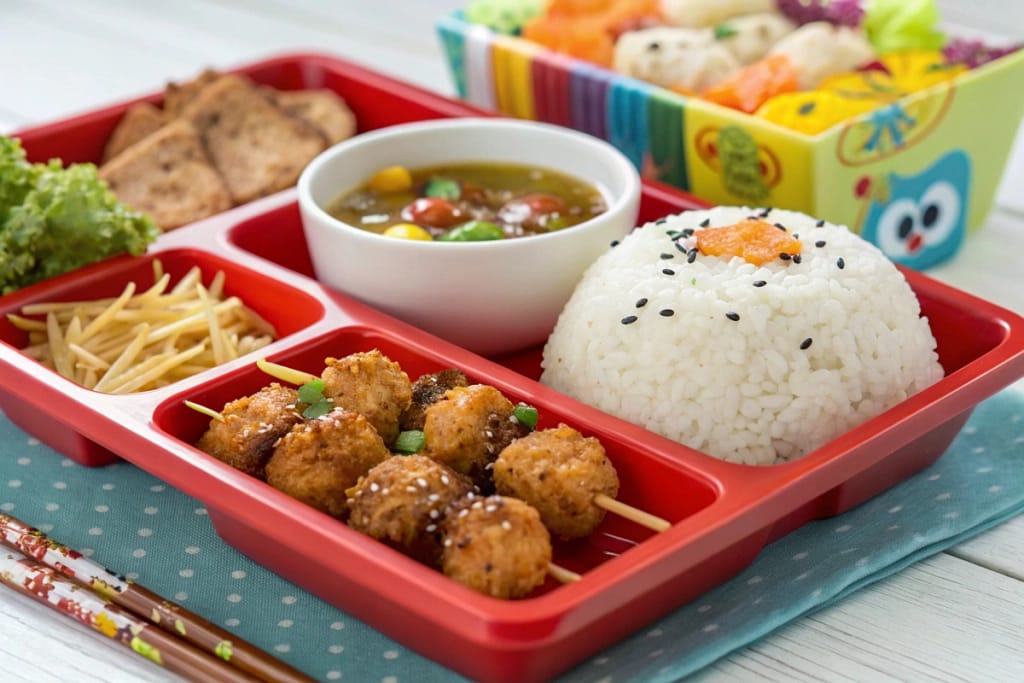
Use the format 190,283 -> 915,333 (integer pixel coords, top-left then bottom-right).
68,344 -> 111,371
170,266 -> 202,295
208,270 -> 226,299
46,313 -> 74,379
110,343 -> 207,394
93,323 -> 151,392
197,283 -> 228,366
16,261 -> 276,392
79,282 -> 136,343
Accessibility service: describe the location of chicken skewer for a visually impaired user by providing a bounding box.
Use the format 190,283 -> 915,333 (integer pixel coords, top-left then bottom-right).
186,398 -> 581,592
257,358 -> 672,534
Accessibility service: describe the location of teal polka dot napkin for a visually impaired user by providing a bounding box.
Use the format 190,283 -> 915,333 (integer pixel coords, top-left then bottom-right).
2,388 -> 1023,682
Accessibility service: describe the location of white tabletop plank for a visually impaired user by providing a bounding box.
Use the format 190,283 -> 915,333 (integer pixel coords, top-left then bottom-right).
692,553 -> 1024,682
949,516 -> 1024,578
0,588 -> 181,683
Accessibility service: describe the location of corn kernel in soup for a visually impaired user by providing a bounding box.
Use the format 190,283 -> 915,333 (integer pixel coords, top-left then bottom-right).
326,162 -> 608,241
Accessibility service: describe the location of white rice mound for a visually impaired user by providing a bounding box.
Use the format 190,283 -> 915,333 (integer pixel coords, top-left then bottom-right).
540,207 -> 945,465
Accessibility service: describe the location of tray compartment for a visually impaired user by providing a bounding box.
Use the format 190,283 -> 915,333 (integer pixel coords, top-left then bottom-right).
154,323 -> 721,548
0,247 -> 325,465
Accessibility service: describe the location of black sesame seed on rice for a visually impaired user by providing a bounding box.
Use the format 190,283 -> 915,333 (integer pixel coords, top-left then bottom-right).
674,241 -> 688,254
815,240 -> 826,248
726,312 -> 740,321
655,217 -> 667,224
837,257 -> 846,269
815,219 -> 825,227
700,218 -> 710,227
792,233 -> 799,239
681,228 -> 695,238
635,297 -> 648,308
779,252 -> 791,261
660,252 -> 674,259
758,207 -> 772,217
659,309 -> 674,317
774,222 -> 787,231
687,248 -> 698,263
610,239 -> 620,247
621,315 -> 638,325
792,254 -> 802,264
800,337 -> 813,350
662,268 -> 675,276
753,280 -> 767,287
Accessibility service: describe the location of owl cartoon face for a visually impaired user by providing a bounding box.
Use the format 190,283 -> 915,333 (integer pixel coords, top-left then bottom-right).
860,150 -> 970,270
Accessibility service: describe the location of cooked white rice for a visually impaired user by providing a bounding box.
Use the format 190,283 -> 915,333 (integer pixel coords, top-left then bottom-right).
540,207 -> 944,465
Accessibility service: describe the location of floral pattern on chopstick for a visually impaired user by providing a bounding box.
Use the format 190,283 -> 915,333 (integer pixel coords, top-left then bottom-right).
0,514 -> 129,599
0,551 -> 163,664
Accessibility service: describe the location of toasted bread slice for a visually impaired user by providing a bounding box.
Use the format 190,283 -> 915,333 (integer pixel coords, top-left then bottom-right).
98,119 -> 232,230
163,68 -> 222,118
181,74 -> 327,204
270,89 -> 357,145
102,102 -> 166,163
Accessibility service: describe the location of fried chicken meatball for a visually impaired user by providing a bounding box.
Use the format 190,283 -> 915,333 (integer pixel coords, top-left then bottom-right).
440,495 -> 551,599
345,455 -> 475,564
494,424 -> 619,539
422,384 -> 530,493
196,382 -> 303,480
265,408 -> 390,518
399,368 -> 469,432
320,349 -> 412,445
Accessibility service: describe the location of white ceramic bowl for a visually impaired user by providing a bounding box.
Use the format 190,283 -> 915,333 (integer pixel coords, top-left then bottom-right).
297,117 -> 642,356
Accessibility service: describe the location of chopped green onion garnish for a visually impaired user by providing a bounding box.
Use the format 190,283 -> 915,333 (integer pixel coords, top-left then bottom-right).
513,403 -> 539,430
424,177 -> 461,201
297,379 -> 333,419
297,378 -> 325,403
393,430 -> 426,454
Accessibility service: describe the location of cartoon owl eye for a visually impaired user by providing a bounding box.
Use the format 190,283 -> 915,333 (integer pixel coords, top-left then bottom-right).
918,180 -> 960,246
874,198 -> 919,258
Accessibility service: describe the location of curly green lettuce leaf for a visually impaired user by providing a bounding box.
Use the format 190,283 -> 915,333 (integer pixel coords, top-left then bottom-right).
0,136 -> 160,294
0,136 -> 40,224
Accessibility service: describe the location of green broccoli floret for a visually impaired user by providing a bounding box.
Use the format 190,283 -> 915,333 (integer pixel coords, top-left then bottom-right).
0,135 -> 160,294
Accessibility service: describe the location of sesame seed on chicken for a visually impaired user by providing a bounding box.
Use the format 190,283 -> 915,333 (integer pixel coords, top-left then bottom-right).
320,349 -> 412,445
345,455 -> 475,565
440,495 -> 551,599
421,384 -> 531,494
494,424 -> 619,540
196,382 -> 303,480
264,407 -> 390,519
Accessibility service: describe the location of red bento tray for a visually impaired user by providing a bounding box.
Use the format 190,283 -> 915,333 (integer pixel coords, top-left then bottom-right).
3,53 -> 1024,683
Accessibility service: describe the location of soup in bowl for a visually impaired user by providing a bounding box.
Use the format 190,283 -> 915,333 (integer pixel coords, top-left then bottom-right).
297,117 -> 642,356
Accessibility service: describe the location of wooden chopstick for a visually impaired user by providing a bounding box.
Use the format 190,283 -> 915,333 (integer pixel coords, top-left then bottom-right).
0,512 -> 315,683
0,547 -> 259,682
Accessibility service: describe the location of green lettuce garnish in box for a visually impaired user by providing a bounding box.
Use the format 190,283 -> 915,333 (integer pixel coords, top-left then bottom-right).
0,135 -> 160,295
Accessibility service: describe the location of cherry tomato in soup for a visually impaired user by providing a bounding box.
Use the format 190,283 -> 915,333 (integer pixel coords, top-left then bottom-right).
401,197 -> 464,228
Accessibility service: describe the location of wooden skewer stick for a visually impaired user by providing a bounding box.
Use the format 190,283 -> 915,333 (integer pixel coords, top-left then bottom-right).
594,493 -> 671,533
255,358 -> 317,385
184,399 -> 224,422
548,562 -> 581,583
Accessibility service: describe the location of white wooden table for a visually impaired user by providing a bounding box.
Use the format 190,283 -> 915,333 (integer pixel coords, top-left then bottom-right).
1,2 -> 1022,681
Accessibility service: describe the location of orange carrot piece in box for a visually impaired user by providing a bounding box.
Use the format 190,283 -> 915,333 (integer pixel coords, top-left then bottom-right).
696,218 -> 803,265
523,0 -> 663,67
702,54 -> 800,113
